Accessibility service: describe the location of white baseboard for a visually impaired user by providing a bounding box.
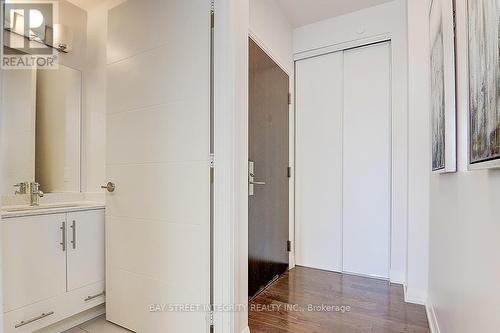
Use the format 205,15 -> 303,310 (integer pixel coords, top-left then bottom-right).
390,270 -> 405,285
34,305 -> 105,333
241,326 -> 251,333
404,286 -> 427,305
426,297 -> 440,333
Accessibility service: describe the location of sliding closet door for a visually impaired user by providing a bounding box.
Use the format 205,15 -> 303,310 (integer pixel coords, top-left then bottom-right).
105,0 -> 210,332
295,52 -> 343,272
342,42 -> 391,278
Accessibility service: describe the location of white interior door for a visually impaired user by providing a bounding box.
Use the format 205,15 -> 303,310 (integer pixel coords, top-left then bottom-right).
105,0 -> 210,332
342,42 -> 391,278
295,52 -> 343,272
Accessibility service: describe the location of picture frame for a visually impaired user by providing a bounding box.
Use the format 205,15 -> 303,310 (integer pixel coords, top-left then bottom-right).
430,0 -> 457,173
467,0 -> 500,169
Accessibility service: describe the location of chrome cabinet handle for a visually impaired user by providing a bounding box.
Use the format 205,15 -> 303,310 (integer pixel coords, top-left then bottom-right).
84,291 -> 106,302
101,182 -> 115,193
15,312 -> 54,328
70,220 -> 76,249
60,222 -> 66,252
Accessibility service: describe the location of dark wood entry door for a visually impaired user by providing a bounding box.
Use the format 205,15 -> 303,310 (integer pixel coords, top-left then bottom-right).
248,38 -> 290,299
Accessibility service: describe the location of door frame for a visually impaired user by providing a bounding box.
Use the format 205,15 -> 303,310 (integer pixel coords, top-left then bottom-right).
211,1 -> 250,332
247,35 -> 292,299
248,32 -> 295,270
211,2 -> 293,332
293,35 -> 405,285
0,3 -> 5,329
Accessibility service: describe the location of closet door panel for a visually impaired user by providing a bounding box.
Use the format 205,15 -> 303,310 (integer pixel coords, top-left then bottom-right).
295,52 -> 343,272
342,42 -> 391,278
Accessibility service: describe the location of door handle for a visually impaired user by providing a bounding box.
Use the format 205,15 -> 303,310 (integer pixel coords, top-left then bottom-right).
15,312 -> 55,328
101,182 -> 115,193
60,222 -> 66,252
70,220 -> 77,249
84,291 -> 106,302
249,181 -> 266,185
249,161 -> 266,196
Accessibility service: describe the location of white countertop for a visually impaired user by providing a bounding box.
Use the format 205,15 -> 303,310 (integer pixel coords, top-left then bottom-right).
1,201 -> 105,219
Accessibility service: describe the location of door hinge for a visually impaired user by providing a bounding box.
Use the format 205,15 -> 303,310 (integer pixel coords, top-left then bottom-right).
287,240 -> 292,252
287,166 -> 292,178
288,92 -> 292,105
210,0 -> 214,13
209,308 -> 215,327
209,153 -> 215,168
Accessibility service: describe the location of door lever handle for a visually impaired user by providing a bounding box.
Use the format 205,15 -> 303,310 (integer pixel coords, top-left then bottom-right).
249,181 -> 266,185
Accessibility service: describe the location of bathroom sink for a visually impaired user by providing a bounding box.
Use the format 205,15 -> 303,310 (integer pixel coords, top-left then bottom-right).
2,203 -> 88,212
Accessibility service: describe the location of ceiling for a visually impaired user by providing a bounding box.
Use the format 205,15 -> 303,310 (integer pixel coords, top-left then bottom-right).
65,0 -> 393,26
275,0 -> 394,28
66,0 -> 106,11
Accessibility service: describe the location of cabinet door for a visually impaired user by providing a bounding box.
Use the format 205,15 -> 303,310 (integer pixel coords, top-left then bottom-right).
2,214 -> 67,312
66,210 -> 105,291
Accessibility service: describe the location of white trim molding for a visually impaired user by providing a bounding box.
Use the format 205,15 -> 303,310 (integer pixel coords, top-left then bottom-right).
248,31 -> 290,75
426,297 -> 441,333
0,3 -> 4,330
213,0 -> 249,332
241,326 -> 251,333
294,33 -> 391,61
404,286 -> 427,305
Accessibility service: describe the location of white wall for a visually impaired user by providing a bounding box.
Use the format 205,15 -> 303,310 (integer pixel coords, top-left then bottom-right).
249,0 -> 293,73
406,0 -> 430,305
83,4 -> 107,197
82,0 -> 124,199
293,0 -> 410,286
73,0 -> 123,200
426,0 -> 500,331
57,0 -> 87,71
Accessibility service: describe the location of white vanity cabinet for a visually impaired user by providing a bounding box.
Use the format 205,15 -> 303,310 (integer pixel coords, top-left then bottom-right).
3,214 -> 67,312
67,210 -> 105,291
2,208 -> 105,333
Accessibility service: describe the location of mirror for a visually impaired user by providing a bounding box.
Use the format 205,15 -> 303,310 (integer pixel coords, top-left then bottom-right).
1,65 -> 82,195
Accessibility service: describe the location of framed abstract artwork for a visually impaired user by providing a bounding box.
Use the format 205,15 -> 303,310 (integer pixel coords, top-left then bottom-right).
430,0 -> 457,173
467,0 -> 500,169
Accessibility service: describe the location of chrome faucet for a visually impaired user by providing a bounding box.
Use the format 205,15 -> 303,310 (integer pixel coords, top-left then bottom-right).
30,182 -> 44,206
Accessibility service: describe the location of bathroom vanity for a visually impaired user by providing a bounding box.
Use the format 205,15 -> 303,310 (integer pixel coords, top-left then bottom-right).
2,203 -> 105,333
0,4 -> 110,332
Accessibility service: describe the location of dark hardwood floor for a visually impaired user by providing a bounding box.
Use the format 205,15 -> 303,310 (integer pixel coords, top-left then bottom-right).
249,266 -> 430,333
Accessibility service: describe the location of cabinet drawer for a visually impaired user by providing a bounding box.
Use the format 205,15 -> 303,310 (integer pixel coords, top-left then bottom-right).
67,280 -> 106,310
3,281 -> 105,333
4,297 -> 61,333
